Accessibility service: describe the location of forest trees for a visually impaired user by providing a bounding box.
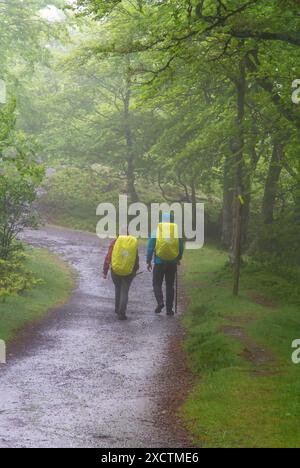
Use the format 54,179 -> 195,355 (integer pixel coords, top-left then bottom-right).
0,92 -> 44,299
7,0 -> 298,293
0,154 -> 44,301
0,0 -> 65,299
53,26 -> 165,203
73,0 -> 300,291
2,0 -> 299,297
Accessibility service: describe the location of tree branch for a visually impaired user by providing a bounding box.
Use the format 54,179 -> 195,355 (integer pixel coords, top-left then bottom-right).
231,30 -> 300,47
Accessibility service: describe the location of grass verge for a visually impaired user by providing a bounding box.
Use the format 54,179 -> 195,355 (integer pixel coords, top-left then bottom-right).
182,245 -> 300,448
0,248 -> 74,343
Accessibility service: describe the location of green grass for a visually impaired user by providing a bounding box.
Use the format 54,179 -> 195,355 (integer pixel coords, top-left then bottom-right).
45,210 -> 97,233
182,245 -> 300,448
0,248 -> 74,343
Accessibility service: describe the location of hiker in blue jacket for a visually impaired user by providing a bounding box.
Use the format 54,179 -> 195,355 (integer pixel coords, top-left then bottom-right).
147,214 -> 184,316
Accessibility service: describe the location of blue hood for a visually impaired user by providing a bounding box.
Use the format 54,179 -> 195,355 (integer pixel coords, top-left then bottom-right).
161,213 -> 171,223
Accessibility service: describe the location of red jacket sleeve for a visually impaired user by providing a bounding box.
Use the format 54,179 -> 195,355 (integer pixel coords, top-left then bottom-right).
103,240 -> 116,276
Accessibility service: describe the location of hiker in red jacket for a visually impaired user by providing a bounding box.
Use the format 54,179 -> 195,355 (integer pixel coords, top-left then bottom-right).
103,237 -> 139,320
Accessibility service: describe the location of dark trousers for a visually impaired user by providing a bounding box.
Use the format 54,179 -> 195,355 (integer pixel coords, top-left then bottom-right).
153,263 -> 177,313
111,271 -> 134,317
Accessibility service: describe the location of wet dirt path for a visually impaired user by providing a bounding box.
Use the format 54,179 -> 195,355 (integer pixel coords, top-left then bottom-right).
0,226 -> 189,448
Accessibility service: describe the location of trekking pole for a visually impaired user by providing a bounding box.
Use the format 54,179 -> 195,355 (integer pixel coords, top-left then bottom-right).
175,266 -> 178,314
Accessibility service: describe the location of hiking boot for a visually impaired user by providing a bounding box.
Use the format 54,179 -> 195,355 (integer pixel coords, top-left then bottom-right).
118,313 -> 127,321
167,310 -> 175,317
155,303 -> 165,314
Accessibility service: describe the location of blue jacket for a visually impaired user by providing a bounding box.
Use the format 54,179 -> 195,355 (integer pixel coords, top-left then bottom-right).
147,233 -> 184,265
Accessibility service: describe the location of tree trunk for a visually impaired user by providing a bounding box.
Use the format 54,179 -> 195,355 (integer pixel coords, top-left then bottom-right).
241,172 -> 251,245
124,68 -> 139,203
126,156 -> 138,203
221,154 -> 234,248
232,200 -> 243,296
295,183 -> 300,222
262,140 -> 283,224
191,178 -> 197,231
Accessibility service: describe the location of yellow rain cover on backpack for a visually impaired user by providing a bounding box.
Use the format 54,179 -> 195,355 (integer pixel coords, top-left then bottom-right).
112,236 -> 138,276
156,223 -> 180,261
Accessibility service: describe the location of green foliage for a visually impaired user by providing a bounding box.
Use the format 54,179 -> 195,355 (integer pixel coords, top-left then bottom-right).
0,251 -> 42,302
0,161 -> 43,260
255,219 -> 300,271
39,165 -> 120,231
0,96 -> 44,299
38,164 -> 221,233
15,0 -> 299,283
76,0 -> 122,18
0,0 -> 68,299
0,159 -> 44,300
0,97 -> 16,148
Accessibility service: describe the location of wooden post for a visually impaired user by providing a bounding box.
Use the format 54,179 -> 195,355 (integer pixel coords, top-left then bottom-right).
233,194 -> 244,296
232,51 -> 246,296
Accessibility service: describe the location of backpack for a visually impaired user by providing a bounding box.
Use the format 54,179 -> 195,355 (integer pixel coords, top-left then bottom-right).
156,222 -> 180,261
112,236 -> 138,276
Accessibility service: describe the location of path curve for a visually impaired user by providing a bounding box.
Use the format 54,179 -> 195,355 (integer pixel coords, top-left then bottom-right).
0,226 -> 189,448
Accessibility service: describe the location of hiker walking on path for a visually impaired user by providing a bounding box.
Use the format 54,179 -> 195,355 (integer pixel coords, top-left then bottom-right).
103,235 -> 139,320
147,214 -> 184,316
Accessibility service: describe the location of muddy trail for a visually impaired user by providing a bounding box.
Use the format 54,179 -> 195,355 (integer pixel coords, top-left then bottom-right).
0,226 -> 190,448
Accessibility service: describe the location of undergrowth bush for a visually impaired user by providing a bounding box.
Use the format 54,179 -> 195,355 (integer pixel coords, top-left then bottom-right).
0,250 -> 42,302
